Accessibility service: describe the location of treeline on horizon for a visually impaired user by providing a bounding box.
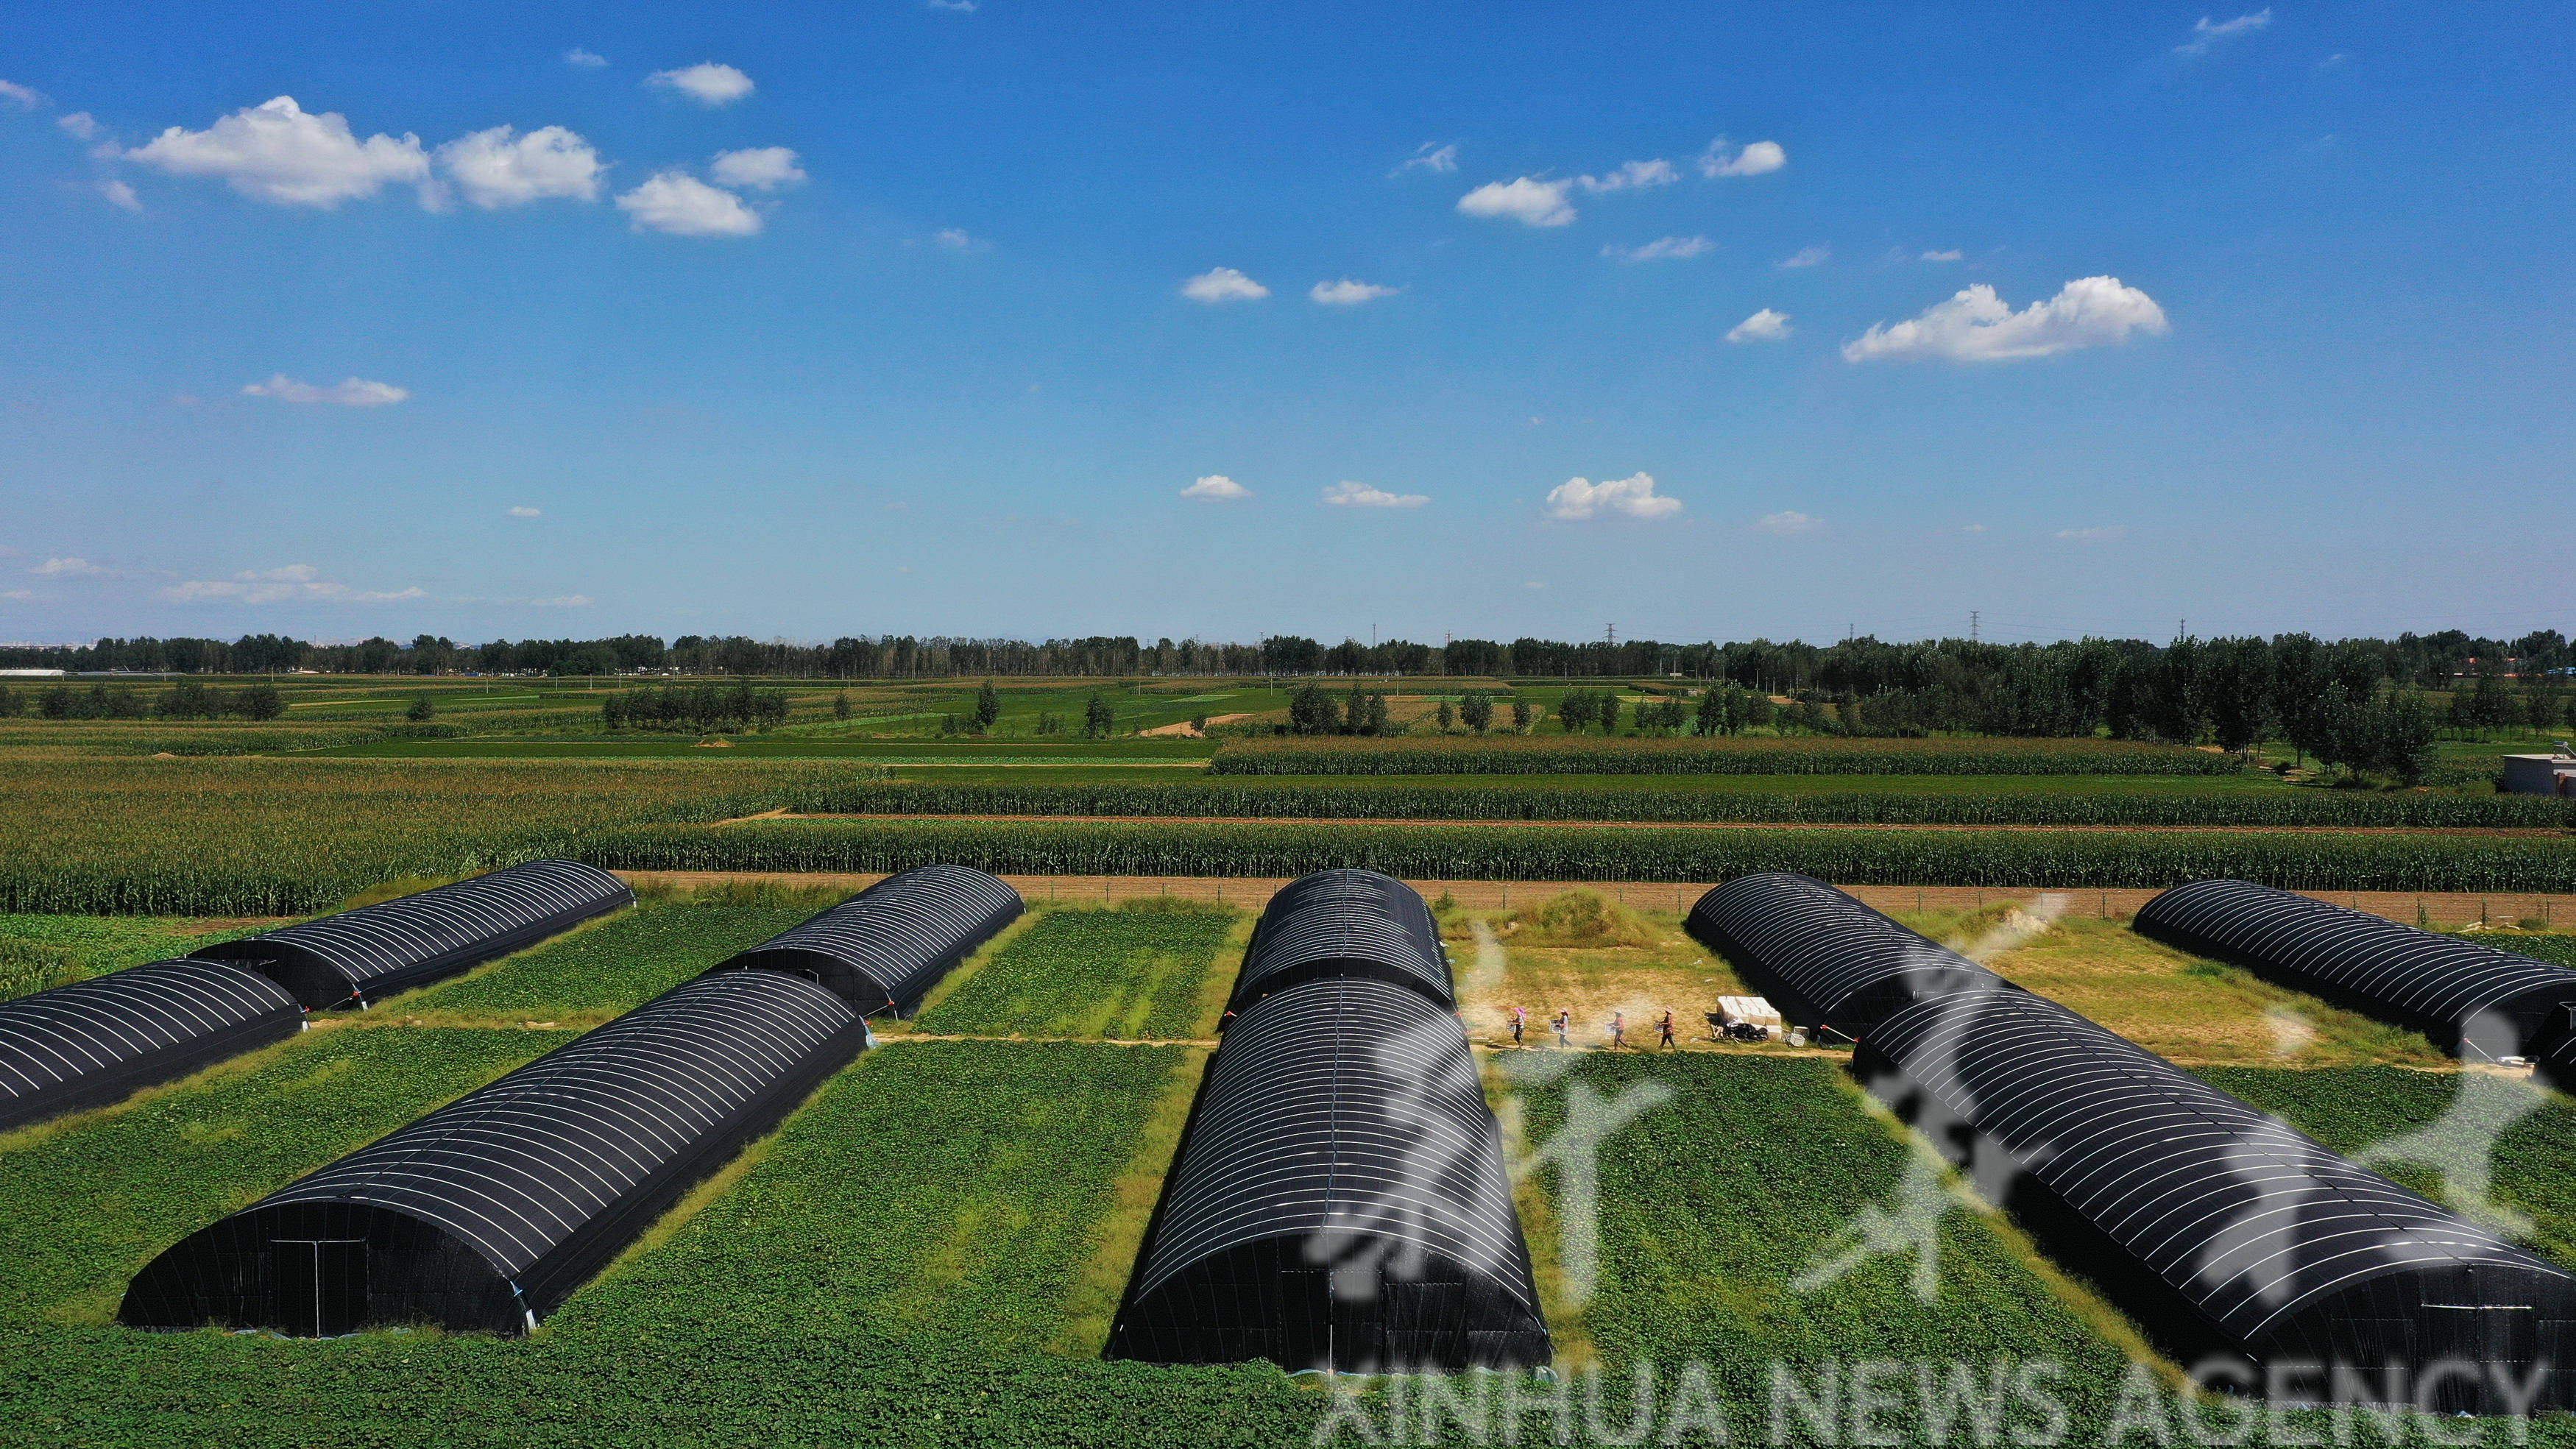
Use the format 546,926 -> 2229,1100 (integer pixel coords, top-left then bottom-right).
3,626 -> 2567,690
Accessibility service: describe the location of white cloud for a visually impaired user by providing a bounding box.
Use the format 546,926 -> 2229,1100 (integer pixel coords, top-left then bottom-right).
1961,523 -> 1989,534
1779,244 -> 1830,269
1180,475 -> 1252,501
1457,176 -> 1575,227
647,63 -> 754,107
1577,158 -> 1677,194
530,594 -> 593,606
125,96 -> 429,208
507,506 -> 542,518
0,589 -> 31,600
1524,581 -> 1545,590
565,48 -> 609,68
931,227 -> 986,252
1309,278 -> 1398,305
1921,249 -> 1963,262
56,111 -> 98,141
711,146 -> 804,190
97,179 -> 141,212
1725,308 -> 1792,343
1603,235 -> 1710,262
1393,142 -> 1457,176
1181,266 -> 1269,303
2318,52 -> 2347,69
0,80 -> 48,111
617,170 -> 760,236
1752,511 -> 1824,536
159,564 -> 425,604
2176,10 -> 2271,54
1322,481 -> 1427,509
435,124 -> 601,208
1841,276 -> 2169,363
30,557 -> 105,577
2056,525 -> 2129,542
241,374 -> 410,406
929,0 -> 979,10
1699,138 -> 1786,177
1544,472 -> 1682,521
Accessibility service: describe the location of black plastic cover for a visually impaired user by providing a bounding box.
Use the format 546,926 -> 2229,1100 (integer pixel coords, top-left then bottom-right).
120,969 -> 867,1336
1687,873 -> 2007,1037
1108,976 -> 1549,1372
703,863 -> 1022,1017
191,859 -> 634,1009
0,959 -> 303,1133
2137,879 -> 2576,1060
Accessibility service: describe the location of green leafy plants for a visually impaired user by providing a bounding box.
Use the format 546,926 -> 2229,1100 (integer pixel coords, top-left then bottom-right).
917,908 -> 1236,1038
406,902 -> 818,1018
1515,1054 -> 2137,1421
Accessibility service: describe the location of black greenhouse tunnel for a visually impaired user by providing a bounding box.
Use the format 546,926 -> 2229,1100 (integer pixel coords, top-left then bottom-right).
702,863 -> 1023,1016
0,958 -> 304,1133
1225,867 -> 1453,1021
1860,988 -> 2576,1413
190,858 -> 634,1009
1111,871 -> 1543,1375
1687,872 -> 2008,1039
2137,878 -> 2576,1063
121,969 -> 868,1337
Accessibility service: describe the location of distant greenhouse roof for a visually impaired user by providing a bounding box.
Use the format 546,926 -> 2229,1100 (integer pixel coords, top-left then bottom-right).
708,864 -> 1022,1016
192,859 -> 632,1008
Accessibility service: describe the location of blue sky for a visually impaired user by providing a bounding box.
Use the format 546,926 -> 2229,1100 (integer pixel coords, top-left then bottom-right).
1,1 -> 2569,648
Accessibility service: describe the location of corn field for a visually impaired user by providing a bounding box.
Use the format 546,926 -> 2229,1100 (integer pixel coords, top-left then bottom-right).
584,818 -> 2576,892
1208,734 -> 2246,776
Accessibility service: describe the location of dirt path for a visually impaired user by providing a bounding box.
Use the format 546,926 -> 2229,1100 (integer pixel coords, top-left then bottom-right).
613,869 -> 2576,929
733,809 -> 2563,839
1136,712 -> 1252,738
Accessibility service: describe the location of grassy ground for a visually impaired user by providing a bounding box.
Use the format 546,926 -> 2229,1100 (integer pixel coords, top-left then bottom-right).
1929,908 -> 2446,1066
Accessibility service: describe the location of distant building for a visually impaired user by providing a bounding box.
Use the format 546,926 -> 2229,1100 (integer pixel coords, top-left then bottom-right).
2503,753 -> 2576,797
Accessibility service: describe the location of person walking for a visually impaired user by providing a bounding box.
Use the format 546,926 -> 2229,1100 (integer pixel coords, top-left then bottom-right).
1610,1010 -> 1627,1050
1657,1010 -> 1676,1050
1510,1005 -> 1526,1047
1551,1007 -> 1571,1049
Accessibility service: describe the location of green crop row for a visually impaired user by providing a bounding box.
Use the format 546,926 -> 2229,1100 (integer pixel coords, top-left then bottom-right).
1209,733 -> 2243,776
916,907 -> 1236,1039
0,756 -> 835,915
405,901 -> 819,1018
799,777 -> 2575,829
585,818 -> 2576,893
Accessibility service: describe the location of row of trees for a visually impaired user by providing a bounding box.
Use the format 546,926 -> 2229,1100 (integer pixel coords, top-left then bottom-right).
0,681 -> 287,722
7,627 -> 2569,692
600,684 -> 792,733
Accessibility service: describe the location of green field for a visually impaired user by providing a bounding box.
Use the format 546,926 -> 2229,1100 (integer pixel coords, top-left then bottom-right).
401,901 -> 819,1022
914,905 -> 1238,1039
14,887 -> 2576,1440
